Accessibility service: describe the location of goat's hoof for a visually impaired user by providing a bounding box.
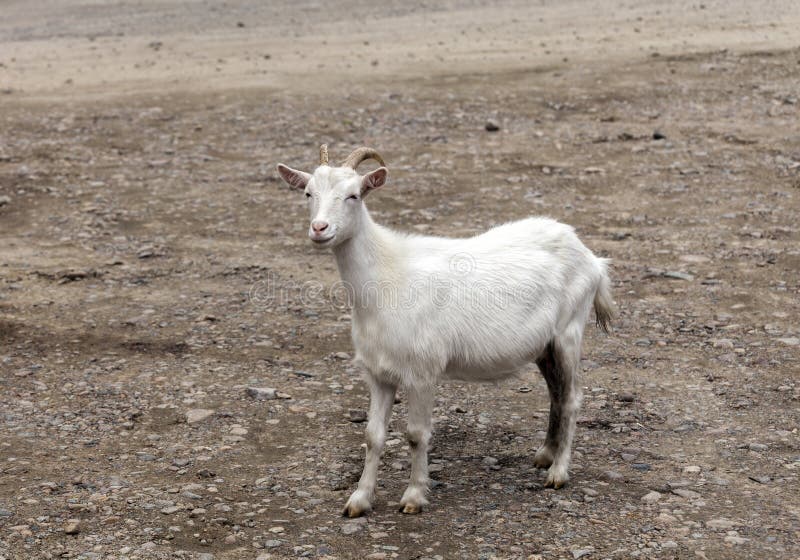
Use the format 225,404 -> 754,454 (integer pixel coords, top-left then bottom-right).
544,467 -> 568,489
342,491 -> 372,518
342,503 -> 370,518
533,446 -> 555,469
544,478 -> 566,489
399,502 -> 423,514
399,487 -> 428,514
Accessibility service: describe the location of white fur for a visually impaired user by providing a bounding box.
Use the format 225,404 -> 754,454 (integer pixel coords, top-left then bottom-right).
276,156 -> 614,517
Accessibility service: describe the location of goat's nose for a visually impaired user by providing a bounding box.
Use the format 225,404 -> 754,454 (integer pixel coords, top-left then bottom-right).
311,220 -> 329,233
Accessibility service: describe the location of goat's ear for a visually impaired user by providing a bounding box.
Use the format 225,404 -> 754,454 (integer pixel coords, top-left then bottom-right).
276,164 -> 311,190
361,167 -> 388,196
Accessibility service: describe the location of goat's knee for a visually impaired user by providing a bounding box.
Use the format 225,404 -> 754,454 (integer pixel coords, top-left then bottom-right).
406,427 -> 430,450
365,423 -> 386,452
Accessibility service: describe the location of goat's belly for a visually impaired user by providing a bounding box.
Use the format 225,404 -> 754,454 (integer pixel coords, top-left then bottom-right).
442,359 -> 527,382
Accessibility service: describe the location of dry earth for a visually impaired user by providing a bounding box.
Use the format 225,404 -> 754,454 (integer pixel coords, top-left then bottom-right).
1,1 -> 799,559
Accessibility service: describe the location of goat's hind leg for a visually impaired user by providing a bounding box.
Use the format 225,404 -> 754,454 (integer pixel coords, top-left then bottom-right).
534,342 -> 562,470
343,376 -> 396,517
544,328 -> 584,489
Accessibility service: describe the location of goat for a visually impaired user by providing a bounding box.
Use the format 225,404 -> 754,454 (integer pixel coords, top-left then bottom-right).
276,145 -> 614,517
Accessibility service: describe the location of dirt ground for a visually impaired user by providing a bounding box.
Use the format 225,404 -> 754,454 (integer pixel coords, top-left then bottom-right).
1,1 -> 799,559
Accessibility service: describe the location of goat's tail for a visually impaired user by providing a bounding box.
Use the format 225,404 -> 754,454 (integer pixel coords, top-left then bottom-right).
593,258 -> 615,333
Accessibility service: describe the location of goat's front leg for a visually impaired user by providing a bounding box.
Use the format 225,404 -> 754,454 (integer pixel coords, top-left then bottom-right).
343,376 -> 396,518
399,384 -> 435,514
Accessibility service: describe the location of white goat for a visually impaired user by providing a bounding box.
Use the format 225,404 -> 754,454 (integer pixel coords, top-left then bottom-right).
277,145 -> 614,517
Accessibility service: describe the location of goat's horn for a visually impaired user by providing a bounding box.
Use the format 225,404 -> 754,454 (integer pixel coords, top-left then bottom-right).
319,144 -> 329,165
341,147 -> 386,170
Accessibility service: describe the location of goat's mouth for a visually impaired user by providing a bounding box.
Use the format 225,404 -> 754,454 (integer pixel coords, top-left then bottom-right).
310,234 -> 336,246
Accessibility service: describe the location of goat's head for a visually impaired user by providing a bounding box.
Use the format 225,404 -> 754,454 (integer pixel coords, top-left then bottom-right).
276,145 -> 388,248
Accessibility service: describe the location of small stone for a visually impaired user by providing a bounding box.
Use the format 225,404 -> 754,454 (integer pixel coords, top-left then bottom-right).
672,488 -> 701,499
64,519 -> 81,534
0,195 -> 11,206
485,119 -> 500,132
724,535 -> 748,545
186,409 -> 215,424
269,526 -> 284,533
160,506 -> 181,514
602,470 -> 624,481
683,465 -> 701,474
748,475 -> 771,484
641,491 -> 662,504
348,409 -> 367,423
264,539 -> 282,548
661,540 -> 678,549
197,554 -> 215,560
707,518 -> 736,530
653,130 -> 666,140
246,387 -> 277,400
617,392 -> 636,402
572,548 -> 594,559
333,352 -> 351,360
777,337 -> 799,346
748,443 -> 768,452
657,513 -> 678,525
342,522 -> 363,535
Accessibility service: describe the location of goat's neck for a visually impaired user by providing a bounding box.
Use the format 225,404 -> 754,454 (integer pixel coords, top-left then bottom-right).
333,211 -> 398,307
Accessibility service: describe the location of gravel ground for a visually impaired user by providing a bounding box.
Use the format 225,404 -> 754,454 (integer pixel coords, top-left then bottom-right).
1,2 -> 799,559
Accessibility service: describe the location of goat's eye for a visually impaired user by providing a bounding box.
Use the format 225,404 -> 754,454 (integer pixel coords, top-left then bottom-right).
305,192 -> 311,198
347,194 -> 359,201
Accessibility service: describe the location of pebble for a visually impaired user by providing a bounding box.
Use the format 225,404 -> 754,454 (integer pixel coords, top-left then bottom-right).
572,548 -> 594,559
485,119 -> 500,132
641,491 -> 662,504
342,523 -> 363,535
683,465 -> 701,474
348,409 -> 367,423
264,539 -> 282,548
672,488 -> 701,499
748,442 -> 768,452
777,337 -> 799,346
603,470 -> 624,481
724,535 -> 748,545
64,519 -> 81,534
707,518 -> 736,530
186,409 -> 215,424
197,554 -> 215,560
246,387 -> 278,400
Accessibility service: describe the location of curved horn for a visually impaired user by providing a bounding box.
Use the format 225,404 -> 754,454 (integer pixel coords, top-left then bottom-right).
319,144 -> 329,165
341,147 -> 386,170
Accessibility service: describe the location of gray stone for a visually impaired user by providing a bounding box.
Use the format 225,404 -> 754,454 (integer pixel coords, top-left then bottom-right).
246,387 -> 278,400
641,491 -> 662,504
186,409 -> 215,424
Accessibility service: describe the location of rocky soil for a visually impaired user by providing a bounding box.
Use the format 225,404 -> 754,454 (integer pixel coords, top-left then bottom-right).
1,1 -> 799,559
